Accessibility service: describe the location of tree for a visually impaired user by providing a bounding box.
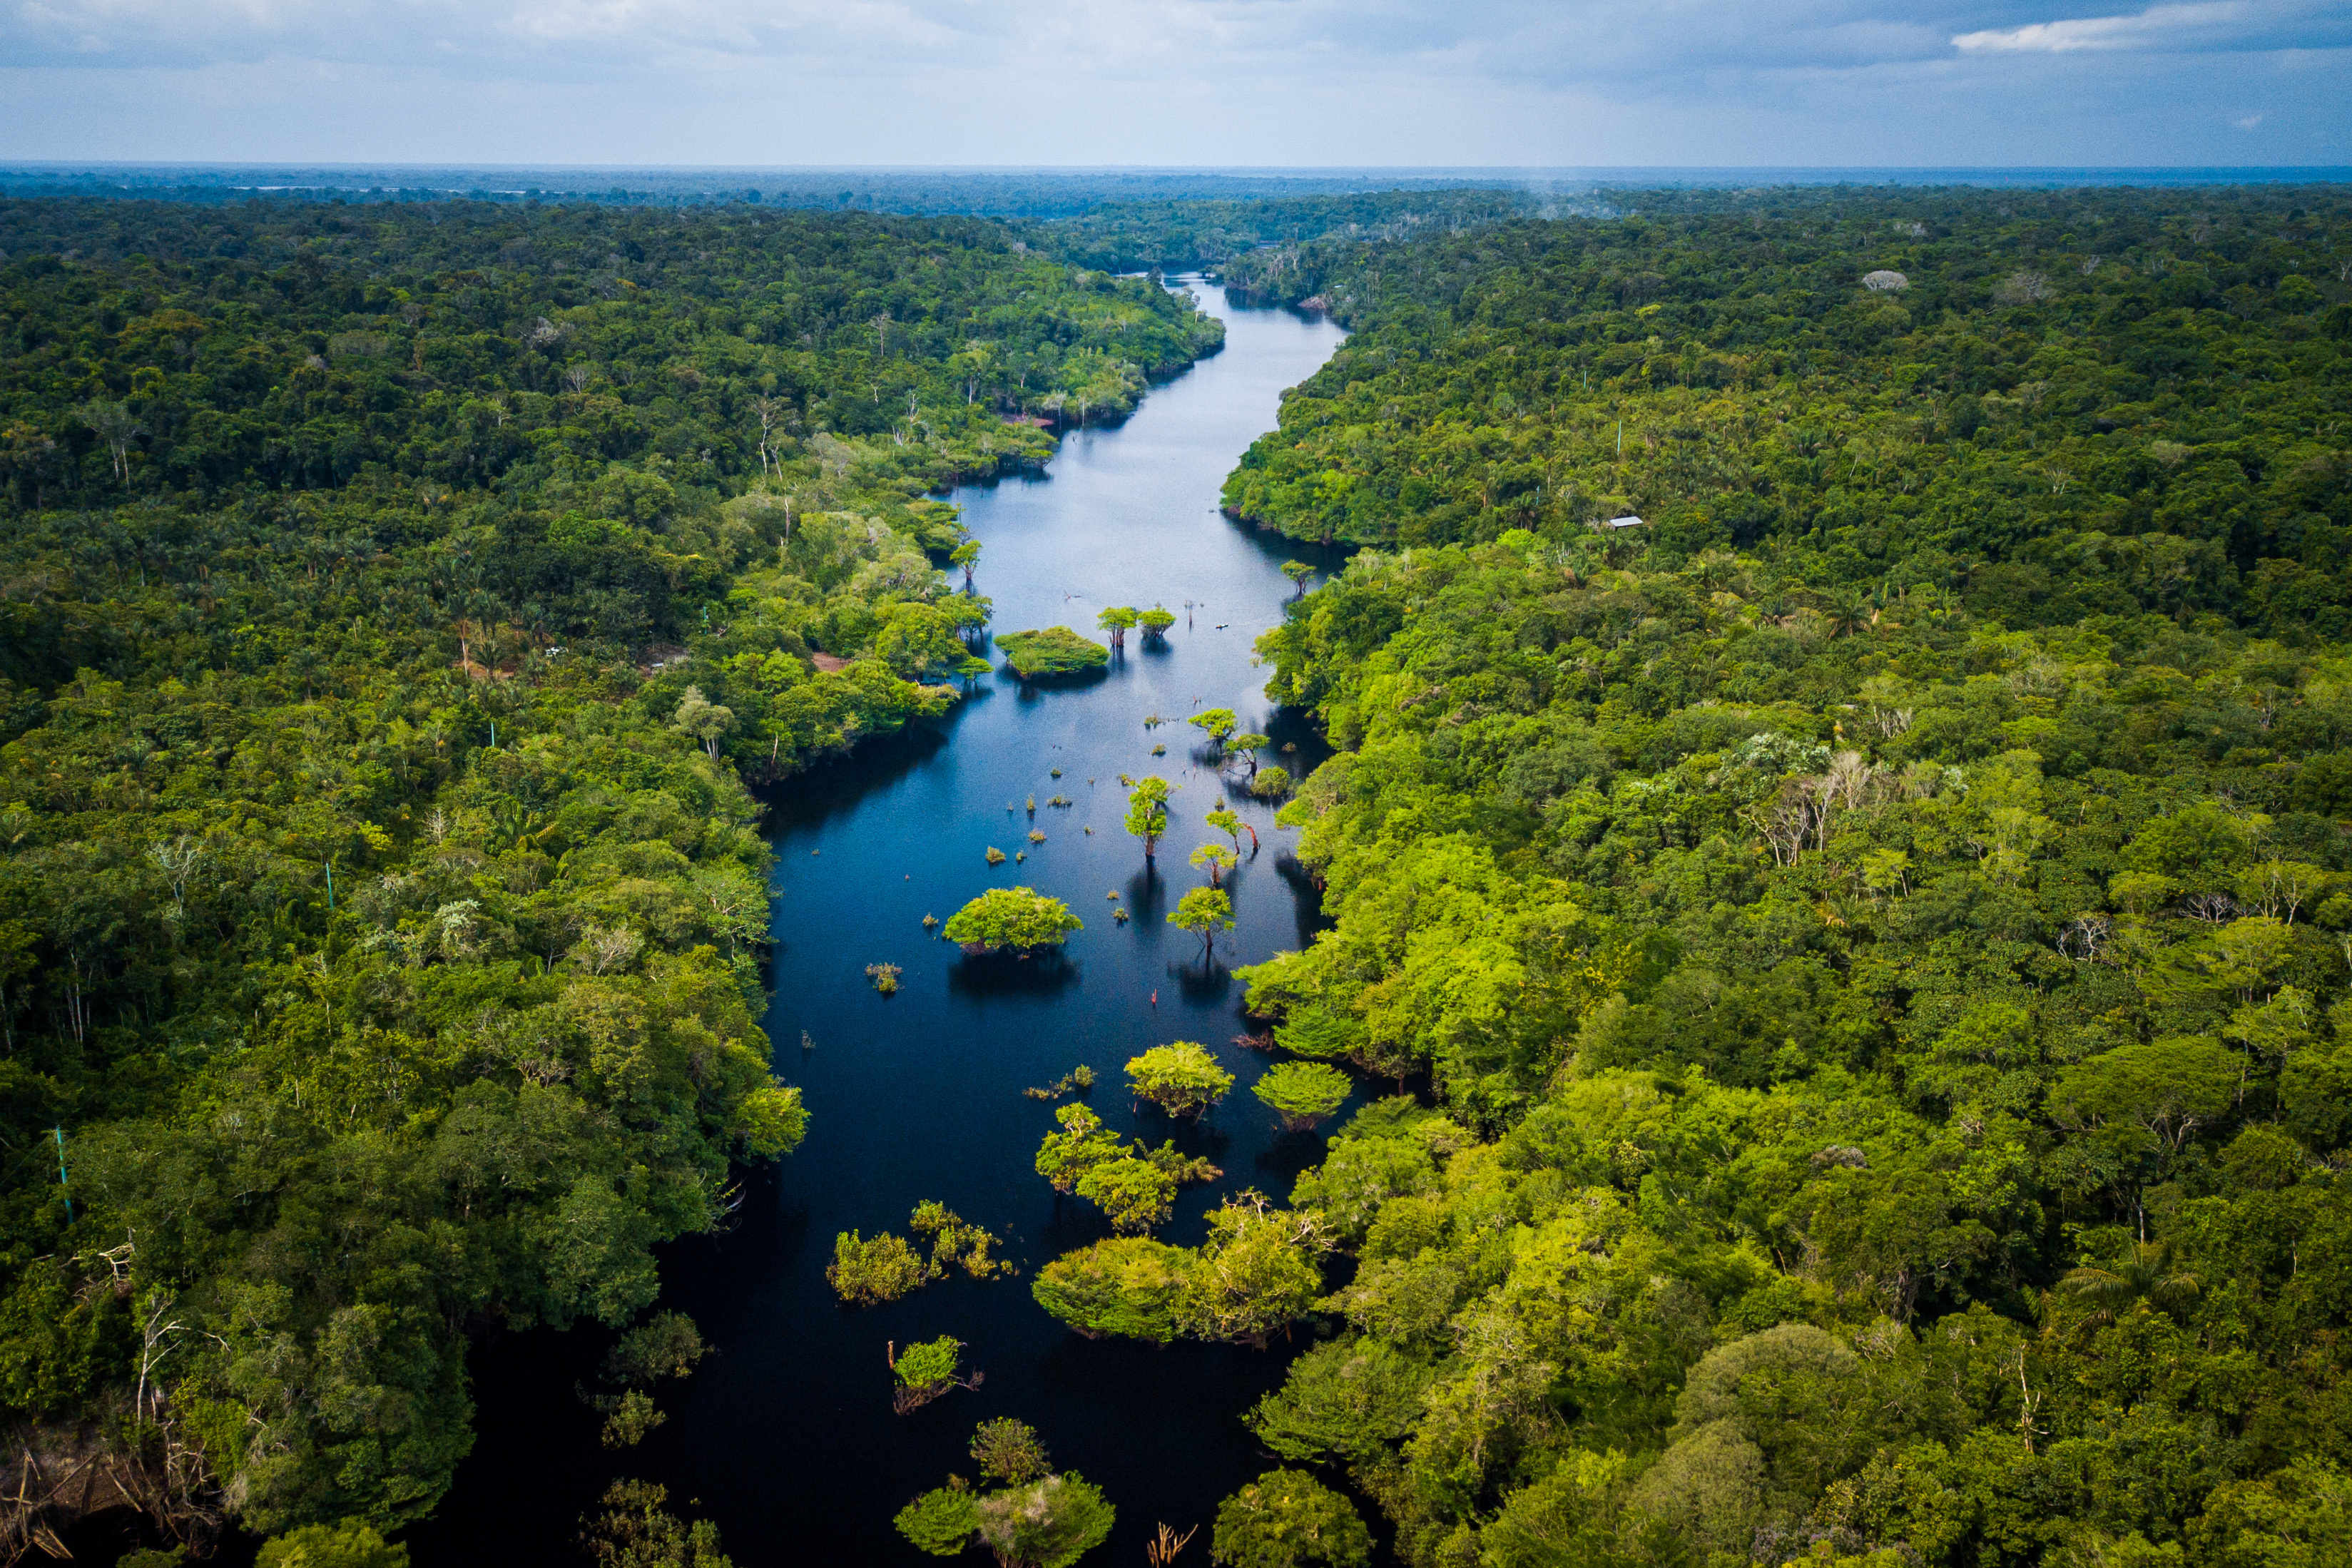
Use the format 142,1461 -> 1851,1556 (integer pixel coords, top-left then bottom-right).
1178,1193 -> 1326,1348
999,626 -> 1109,680
890,1335 -> 975,1413
1126,1042 -> 1236,1117
951,538 -> 982,587
75,399 -> 141,487
1036,1103 -> 1126,1193
828,1231 -> 929,1305
971,1419 -> 1052,1486
1076,1154 -> 1178,1233
1170,887 -> 1235,958
1139,605 -> 1176,643
975,1473 -> 1116,1568
256,1522 -> 409,1568
1099,605 -> 1139,652
1191,708 -> 1238,750
1280,561 -> 1315,599
1252,1063 -> 1351,1131
943,887 -> 1083,954
1126,776 -> 1171,860
1032,1236 -> 1193,1343
1225,735 -> 1269,777
671,686 -> 736,763
1207,807 -> 1257,857
1248,767 -> 1291,800
897,1487 -> 982,1557
2059,1239 -> 2204,1328
1210,1470 -> 1370,1568
1191,842 -> 1237,887
581,1480 -> 735,1568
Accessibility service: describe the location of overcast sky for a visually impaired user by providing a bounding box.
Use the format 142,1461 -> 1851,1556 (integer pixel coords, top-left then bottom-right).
3,0 -> 2347,168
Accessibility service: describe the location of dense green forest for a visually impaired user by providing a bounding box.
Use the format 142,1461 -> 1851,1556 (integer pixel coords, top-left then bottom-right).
0,195 -> 1223,1557
1066,185 -> 2352,1565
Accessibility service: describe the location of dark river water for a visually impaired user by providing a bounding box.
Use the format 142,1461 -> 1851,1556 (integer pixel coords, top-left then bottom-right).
410,282 -> 1354,1565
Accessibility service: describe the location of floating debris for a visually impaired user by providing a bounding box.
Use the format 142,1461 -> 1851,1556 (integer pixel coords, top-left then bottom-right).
922,913 -> 940,931
1028,830 -> 1047,844
986,847 -> 1007,865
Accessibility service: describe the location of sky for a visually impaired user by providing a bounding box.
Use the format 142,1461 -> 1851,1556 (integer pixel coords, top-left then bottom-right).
2,0 -> 2348,168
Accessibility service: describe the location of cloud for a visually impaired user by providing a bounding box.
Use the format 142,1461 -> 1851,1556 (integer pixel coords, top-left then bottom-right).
0,0 -> 2346,164
1952,1 -> 2243,55
2234,111 -> 2264,127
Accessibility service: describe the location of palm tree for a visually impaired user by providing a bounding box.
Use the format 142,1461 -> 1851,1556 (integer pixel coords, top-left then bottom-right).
2058,1240 -> 2201,1330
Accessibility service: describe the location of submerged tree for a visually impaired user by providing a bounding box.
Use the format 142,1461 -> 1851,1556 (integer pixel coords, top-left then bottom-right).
581,1480 -> 735,1568
970,1419 -> 1052,1487
1224,734 -> 1268,778
1191,842 -> 1238,887
896,1471 -> 1116,1567
1126,776 -> 1171,861
1190,708 -> 1238,751
890,1335 -> 979,1414
1139,605 -> 1176,643
952,538 -> 982,588
1031,1236 -> 1193,1343
1126,1042 -> 1236,1119
1210,1470 -> 1370,1568
1280,560 -> 1316,599
1170,887 -> 1236,958
1206,806 -> 1258,857
943,887 -> 1083,955
1099,605 -> 1139,652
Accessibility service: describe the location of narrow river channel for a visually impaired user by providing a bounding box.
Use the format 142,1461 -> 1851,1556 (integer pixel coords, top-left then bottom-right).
414,282 -> 1354,1565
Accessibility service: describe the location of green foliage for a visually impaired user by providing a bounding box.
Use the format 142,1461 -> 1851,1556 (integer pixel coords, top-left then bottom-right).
1209,1470 -> 1370,1568
1035,1104 -> 1126,1195
826,1231 -> 929,1306
254,1522 -> 409,1568
1251,1063 -> 1352,1131
972,1472 -> 1116,1568
581,1479 -> 733,1568
969,1418 -> 1052,1486
998,626 -> 1110,679
1178,1193 -> 1328,1348
1139,606 -> 1176,642
1030,1236 -> 1193,1343
1247,766 -> 1292,799
1075,1154 -> 1178,1234
1191,842 -> 1238,885
942,887 -> 1083,952
910,1200 -> 1014,1278
1191,708 -> 1238,745
1169,887 -> 1236,952
1196,188 -> 2352,1561
0,194 -> 1226,1535
892,1335 -> 964,1390
1124,1042 -> 1236,1117
1124,776 -> 1171,858
896,1485 -> 982,1557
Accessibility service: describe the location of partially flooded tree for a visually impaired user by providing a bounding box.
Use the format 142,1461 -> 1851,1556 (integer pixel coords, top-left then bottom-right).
943,887 -> 1082,954
1126,1042 -> 1235,1118
1126,776 -> 1171,861
1189,708 -> 1237,751
1281,560 -> 1315,599
970,1419 -> 1052,1487
1206,806 -> 1257,857
1224,734 -> 1268,778
1170,887 -> 1235,958
1139,605 -> 1176,643
890,1335 -> 979,1414
951,538 -> 982,588
1191,842 -> 1237,887
1099,605 -> 1139,652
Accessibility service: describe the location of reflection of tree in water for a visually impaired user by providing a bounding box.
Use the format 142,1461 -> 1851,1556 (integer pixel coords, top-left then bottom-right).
1166,954 -> 1234,1004
1123,863 -> 1169,922
947,950 -> 1081,999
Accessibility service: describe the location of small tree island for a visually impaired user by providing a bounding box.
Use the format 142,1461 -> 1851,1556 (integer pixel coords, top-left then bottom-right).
997,626 -> 1110,680
943,887 -> 1083,955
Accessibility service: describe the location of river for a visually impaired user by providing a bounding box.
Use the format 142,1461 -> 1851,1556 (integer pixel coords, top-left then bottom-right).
412,282 -> 1353,1564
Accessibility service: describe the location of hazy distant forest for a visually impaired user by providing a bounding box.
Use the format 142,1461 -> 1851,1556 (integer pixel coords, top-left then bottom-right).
3,178 -> 2351,1568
